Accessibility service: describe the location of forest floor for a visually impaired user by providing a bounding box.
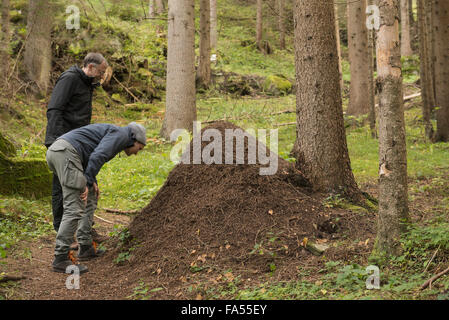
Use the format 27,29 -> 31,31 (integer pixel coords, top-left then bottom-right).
1,85 -> 449,300
1,0 -> 449,300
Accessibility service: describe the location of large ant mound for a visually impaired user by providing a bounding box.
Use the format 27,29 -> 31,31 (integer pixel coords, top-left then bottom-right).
99,121 -> 375,298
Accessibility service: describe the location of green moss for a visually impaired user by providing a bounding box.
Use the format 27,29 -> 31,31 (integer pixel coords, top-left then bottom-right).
0,132 -> 16,157
0,152 -> 52,199
263,75 -> 292,96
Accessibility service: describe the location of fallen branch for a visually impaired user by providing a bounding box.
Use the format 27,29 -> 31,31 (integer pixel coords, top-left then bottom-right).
203,109 -> 295,124
424,245 -> 440,273
101,208 -> 139,215
420,266 -> 449,290
0,275 -> 27,283
274,122 -> 296,127
112,74 -> 141,103
94,214 -> 113,224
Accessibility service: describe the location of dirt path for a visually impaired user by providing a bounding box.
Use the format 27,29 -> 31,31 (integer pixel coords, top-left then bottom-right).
1,211 -> 131,300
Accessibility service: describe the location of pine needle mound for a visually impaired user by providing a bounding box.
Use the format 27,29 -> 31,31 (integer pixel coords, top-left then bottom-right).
98,122 -> 375,298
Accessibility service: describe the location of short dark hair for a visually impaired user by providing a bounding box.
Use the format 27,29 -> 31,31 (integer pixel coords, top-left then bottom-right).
83,53 -> 107,67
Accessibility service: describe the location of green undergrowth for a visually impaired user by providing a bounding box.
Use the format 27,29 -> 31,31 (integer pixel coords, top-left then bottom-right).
0,197 -> 53,263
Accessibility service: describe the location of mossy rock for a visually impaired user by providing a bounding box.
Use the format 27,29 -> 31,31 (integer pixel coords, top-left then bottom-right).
263,75 -> 292,96
0,132 -> 16,157
0,151 -> 52,199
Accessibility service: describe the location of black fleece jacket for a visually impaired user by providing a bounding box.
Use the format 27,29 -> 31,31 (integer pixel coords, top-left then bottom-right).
44,65 -> 99,147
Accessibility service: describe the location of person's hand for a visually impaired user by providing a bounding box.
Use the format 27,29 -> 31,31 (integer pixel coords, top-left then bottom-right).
93,182 -> 100,200
80,186 -> 88,205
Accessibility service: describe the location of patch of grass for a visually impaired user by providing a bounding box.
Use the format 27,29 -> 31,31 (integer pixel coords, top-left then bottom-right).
0,197 -> 53,262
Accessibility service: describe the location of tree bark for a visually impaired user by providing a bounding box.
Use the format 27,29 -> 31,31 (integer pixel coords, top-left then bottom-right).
400,0 -> 413,55
334,2 -> 343,90
24,0 -> 53,96
210,0 -> 217,48
256,0 -> 263,51
197,0 -> 211,88
0,0 -> 10,85
278,0 -> 285,50
160,0 -> 196,139
149,0 -> 155,18
155,0 -> 164,14
417,0 -> 434,140
347,0 -> 371,115
433,0 -> 449,142
291,0 -> 360,199
374,0 -> 409,257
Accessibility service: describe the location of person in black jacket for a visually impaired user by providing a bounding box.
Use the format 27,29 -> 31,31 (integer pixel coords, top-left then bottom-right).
44,53 -> 108,232
46,122 -> 146,273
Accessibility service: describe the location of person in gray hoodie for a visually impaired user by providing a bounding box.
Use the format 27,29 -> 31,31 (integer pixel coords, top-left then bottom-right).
46,122 -> 146,274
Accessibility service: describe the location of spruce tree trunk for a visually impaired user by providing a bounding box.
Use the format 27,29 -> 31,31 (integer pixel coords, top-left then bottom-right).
210,0 -> 217,48
334,2 -> 343,90
278,0 -> 285,50
160,0 -> 196,139
24,0 -> 52,96
149,0 -> 155,18
256,0 -> 263,51
291,0 -> 360,199
0,0 -> 10,85
197,0 -> 211,88
417,0 -> 434,140
433,0 -> 449,142
374,0 -> 409,257
400,0 -> 413,55
155,0 -> 164,14
347,0 -> 371,115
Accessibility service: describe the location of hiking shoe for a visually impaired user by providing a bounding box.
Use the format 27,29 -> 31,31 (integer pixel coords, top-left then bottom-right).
77,245 -> 106,261
52,255 -> 88,274
91,228 -> 108,243
69,241 -> 79,251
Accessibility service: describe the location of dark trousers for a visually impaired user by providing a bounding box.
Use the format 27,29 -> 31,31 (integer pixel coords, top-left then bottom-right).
51,173 -> 64,231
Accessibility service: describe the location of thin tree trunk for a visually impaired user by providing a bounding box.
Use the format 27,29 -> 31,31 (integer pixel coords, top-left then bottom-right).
291,0 -> 360,199
0,0 -> 10,85
210,0 -> 217,48
155,0 -> 164,14
278,0 -> 285,50
160,0 -> 196,139
197,0 -> 211,88
417,0 -> 434,140
24,0 -> 53,96
256,0 -> 263,51
347,0 -> 371,115
374,0 -> 409,257
426,0 -> 436,114
368,27 -> 377,138
400,0 -> 413,55
149,0 -> 155,18
433,0 -> 449,142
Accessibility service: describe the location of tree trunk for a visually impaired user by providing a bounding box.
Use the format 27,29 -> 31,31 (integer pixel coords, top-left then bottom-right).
197,0 -> 211,88
210,0 -> 217,48
291,0 -> 360,199
400,0 -> 413,55
24,0 -> 52,96
433,0 -> 449,142
256,0 -> 263,51
368,26 -> 377,138
374,0 -> 409,257
155,0 -> 164,14
334,2 -> 343,90
160,0 -> 196,139
417,0 -> 434,140
278,0 -> 285,50
426,0 -> 436,114
347,0 -> 371,115
149,0 -> 155,18
0,0 -> 10,85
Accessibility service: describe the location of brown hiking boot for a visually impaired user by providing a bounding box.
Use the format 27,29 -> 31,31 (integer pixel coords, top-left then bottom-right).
69,241 -> 79,251
91,228 -> 108,243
